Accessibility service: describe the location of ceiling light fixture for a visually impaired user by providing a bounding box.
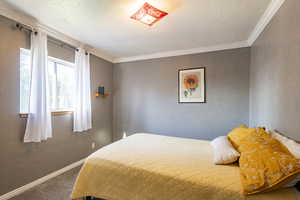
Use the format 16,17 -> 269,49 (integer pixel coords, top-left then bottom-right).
130,2 -> 168,26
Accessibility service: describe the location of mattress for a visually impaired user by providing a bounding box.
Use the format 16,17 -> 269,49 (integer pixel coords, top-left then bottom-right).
71,133 -> 299,200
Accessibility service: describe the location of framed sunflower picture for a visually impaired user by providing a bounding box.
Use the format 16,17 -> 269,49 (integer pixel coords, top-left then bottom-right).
178,67 -> 206,103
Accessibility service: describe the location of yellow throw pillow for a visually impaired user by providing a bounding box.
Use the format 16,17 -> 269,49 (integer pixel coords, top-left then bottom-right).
238,128 -> 300,195
227,125 -> 256,151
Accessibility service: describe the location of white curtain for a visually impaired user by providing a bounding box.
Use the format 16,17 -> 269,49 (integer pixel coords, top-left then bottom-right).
73,48 -> 92,132
24,31 -> 52,143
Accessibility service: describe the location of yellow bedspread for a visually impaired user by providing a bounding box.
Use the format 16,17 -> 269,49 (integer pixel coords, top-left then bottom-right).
71,134 -> 299,200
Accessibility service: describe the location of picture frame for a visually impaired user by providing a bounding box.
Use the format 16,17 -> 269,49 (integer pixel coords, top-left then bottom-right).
178,67 -> 206,103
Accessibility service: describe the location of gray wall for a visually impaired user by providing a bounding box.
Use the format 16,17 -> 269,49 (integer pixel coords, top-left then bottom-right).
250,0 -> 300,140
113,48 -> 250,140
0,16 -> 113,195
5,0 -> 299,193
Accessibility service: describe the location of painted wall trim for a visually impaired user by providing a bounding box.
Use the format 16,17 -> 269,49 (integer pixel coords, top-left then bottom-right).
0,1 -> 114,63
248,0 -> 285,45
0,0 -> 285,63
114,41 -> 250,63
0,158 -> 85,200
114,0 -> 286,63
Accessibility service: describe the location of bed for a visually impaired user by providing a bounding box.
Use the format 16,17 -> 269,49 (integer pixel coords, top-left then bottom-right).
71,133 -> 300,200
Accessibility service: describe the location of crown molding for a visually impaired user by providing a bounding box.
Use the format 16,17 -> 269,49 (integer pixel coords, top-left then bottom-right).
248,0 -> 285,46
0,1 -> 114,63
1,0 -> 285,64
113,0 -> 286,63
84,45 -> 115,63
0,1 -> 36,27
113,41 -> 249,63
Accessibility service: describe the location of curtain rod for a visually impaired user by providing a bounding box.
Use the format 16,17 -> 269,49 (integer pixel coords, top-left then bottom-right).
15,23 -> 89,55
47,36 -> 79,52
15,23 -> 36,34
47,36 -> 76,52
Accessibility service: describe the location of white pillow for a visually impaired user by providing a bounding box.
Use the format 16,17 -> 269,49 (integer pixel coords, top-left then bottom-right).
270,130 -> 300,158
210,136 -> 240,165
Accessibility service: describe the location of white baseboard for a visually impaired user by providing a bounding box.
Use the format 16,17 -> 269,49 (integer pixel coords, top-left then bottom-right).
0,158 -> 86,200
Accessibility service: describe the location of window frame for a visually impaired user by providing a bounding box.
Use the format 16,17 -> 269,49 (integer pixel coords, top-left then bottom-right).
19,48 -> 75,117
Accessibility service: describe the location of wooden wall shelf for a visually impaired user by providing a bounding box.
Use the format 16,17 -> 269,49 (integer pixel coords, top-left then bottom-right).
95,93 -> 109,98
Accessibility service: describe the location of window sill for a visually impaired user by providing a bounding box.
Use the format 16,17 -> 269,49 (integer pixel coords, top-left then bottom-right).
19,111 -> 73,118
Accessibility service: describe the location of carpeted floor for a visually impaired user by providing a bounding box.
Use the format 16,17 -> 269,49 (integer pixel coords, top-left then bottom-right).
10,166 -> 91,200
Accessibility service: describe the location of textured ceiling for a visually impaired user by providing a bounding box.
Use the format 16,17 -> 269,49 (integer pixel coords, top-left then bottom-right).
3,0 -> 271,59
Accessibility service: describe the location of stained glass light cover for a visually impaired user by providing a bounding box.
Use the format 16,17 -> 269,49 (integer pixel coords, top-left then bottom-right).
131,2 -> 168,26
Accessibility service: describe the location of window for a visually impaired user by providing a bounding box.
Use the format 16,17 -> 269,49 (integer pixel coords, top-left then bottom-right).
20,48 -> 75,113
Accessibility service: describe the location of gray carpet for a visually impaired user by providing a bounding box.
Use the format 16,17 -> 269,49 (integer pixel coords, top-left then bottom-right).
11,166 -> 82,200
